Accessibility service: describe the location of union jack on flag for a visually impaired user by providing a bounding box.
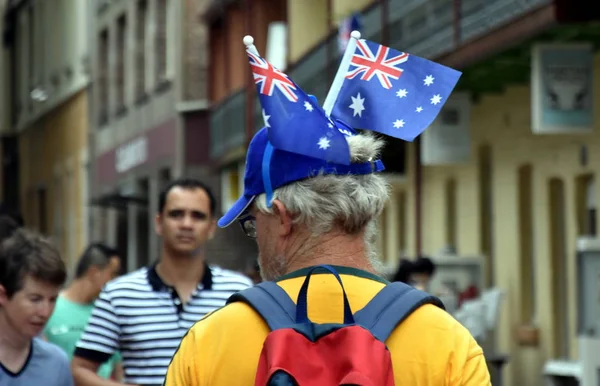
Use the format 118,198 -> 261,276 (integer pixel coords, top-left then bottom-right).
247,49 -> 351,165
330,38 -> 462,142
346,39 -> 409,89
247,50 -> 298,102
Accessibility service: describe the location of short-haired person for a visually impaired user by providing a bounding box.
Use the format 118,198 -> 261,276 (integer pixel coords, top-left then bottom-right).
0,228 -> 73,385
44,243 -> 123,381
410,256 -> 436,291
392,256 -> 436,291
71,178 -> 253,386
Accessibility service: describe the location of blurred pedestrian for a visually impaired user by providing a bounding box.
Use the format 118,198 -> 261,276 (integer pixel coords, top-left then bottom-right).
0,228 -> 73,385
71,178 -> 252,386
392,258 -> 414,284
410,256 -> 437,291
44,243 -> 123,381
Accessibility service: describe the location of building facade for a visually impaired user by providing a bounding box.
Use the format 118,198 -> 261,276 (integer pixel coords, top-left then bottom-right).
3,0 -> 92,270
88,0 -> 255,272
207,0 -> 600,384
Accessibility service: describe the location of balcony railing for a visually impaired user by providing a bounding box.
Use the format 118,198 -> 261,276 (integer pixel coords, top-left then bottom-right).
210,89 -> 246,159
288,0 -> 551,99
210,0 -> 551,160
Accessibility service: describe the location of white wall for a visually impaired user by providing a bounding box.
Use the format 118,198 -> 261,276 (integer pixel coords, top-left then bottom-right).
13,0 -> 91,131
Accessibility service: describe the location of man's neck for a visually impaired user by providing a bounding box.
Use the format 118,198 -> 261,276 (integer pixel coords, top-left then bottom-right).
62,279 -> 95,305
156,249 -> 206,286
0,311 -> 30,354
284,231 -> 378,276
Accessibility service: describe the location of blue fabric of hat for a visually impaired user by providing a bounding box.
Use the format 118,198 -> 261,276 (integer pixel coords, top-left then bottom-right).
217,125 -> 385,228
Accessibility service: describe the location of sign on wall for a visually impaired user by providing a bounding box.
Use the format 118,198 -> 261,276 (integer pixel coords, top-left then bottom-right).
420,91 -> 472,165
531,43 -> 594,134
115,136 -> 148,174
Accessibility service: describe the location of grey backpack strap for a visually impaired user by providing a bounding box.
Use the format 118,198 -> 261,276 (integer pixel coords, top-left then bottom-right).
226,281 -> 297,330
354,282 -> 445,342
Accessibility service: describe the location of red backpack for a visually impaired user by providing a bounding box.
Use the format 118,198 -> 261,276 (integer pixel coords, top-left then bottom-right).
227,265 -> 444,386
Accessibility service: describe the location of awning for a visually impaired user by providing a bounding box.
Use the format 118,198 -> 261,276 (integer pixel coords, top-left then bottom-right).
90,193 -> 148,211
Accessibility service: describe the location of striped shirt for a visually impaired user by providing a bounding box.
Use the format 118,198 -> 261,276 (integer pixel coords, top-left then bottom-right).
74,263 -> 253,385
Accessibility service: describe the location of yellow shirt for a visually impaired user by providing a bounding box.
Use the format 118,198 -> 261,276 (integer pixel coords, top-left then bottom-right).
164,266 -> 491,386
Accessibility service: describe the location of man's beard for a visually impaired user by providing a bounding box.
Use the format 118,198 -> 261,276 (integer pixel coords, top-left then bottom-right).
257,253 -> 288,282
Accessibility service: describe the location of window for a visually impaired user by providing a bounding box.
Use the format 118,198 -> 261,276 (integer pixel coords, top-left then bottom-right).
478,144 -> 494,285
576,174 -> 596,236
28,5 -> 35,111
98,29 -> 109,125
445,178 -> 457,250
116,15 -> 127,110
155,0 -> 167,82
80,151 -> 90,247
136,0 -> 147,100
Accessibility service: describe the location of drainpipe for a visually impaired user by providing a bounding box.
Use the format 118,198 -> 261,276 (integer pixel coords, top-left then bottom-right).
244,0 -> 254,146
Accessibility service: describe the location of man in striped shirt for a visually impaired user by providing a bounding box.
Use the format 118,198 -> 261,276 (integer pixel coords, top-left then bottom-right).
71,178 -> 253,386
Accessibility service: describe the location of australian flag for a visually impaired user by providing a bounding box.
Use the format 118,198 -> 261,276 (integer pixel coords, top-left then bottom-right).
330,39 -> 462,141
247,49 -> 351,165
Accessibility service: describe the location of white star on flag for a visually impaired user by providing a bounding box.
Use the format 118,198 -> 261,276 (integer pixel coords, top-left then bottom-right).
393,119 -> 405,129
423,75 -> 434,86
317,137 -> 331,150
262,109 -> 271,127
304,101 -> 314,111
416,106 -> 423,113
396,89 -> 408,98
349,93 -> 365,117
430,94 -> 442,105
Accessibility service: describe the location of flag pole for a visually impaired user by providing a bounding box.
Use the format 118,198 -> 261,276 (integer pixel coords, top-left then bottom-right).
243,35 -> 260,56
322,30 -> 361,116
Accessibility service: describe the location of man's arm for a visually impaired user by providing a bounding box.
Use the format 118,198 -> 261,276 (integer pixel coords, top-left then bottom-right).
447,329 -> 492,386
72,356 -> 135,386
163,329 -> 197,386
71,288 -> 132,386
110,353 -> 125,382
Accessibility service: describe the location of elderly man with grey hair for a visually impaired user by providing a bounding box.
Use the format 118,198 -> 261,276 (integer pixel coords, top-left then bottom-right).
164,119 -> 491,385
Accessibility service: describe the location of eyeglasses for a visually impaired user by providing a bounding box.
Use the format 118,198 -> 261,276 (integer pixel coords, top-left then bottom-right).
238,214 -> 257,239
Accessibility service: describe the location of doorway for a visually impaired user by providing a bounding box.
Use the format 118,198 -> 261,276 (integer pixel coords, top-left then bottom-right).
549,178 -> 569,358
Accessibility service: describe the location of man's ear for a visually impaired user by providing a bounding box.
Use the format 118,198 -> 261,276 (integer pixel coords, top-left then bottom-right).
271,200 -> 293,237
208,219 -> 217,240
154,213 -> 163,236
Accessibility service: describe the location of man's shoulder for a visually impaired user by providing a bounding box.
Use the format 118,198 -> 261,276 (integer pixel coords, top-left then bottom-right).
103,267 -> 150,292
189,297 -> 265,336
388,302 -> 479,351
208,265 -> 254,291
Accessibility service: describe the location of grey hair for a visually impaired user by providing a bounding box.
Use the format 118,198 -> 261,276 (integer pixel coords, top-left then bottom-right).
255,132 -> 390,265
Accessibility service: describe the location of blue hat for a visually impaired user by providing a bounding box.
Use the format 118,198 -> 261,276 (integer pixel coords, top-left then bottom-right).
217,125 -> 385,228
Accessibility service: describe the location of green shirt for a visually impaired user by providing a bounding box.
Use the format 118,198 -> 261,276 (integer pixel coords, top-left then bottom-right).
44,295 -> 121,379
